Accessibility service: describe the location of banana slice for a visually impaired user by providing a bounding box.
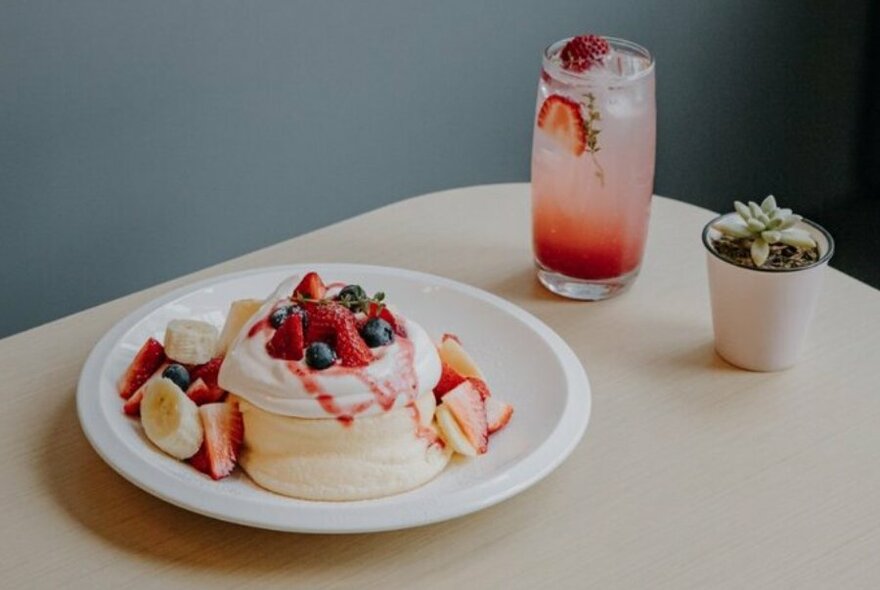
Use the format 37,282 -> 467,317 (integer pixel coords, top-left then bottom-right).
438,337 -> 484,379
435,404 -> 477,457
141,378 -> 204,459
217,298 -> 263,354
164,319 -> 218,364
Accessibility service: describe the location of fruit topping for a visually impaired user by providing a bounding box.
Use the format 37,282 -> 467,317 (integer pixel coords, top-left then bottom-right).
466,377 -> 491,400
189,401 -> 244,480
537,95 -> 586,156
305,341 -> 336,370
293,272 -> 327,300
486,397 -> 514,434
337,284 -> 367,306
140,378 -> 204,460
269,304 -> 307,330
186,377 -> 226,405
162,363 -> 190,392
560,34 -> 609,72
334,314 -> 373,367
266,314 -> 305,361
368,301 -> 406,337
118,338 -> 167,399
438,335 -> 484,379
433,360 -> 466,401
360,317 -> 394,348
123,363 -> 167,417
164,319 -> 219,365
190,356 -> 224,387
305,303 -> 347,344
440,380 -> 489,455
217,299 -> 263,354
435,404 -> 476,456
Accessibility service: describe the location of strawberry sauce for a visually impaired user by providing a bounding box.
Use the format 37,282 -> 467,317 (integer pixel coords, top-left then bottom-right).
283,329 -> 423,430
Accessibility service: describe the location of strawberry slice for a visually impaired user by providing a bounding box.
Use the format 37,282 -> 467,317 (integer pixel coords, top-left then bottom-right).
122,363 -> 168,416
486,397 -> 513,434
466,377 -> 491,400
118,338 -> 166,399
189,356 -> 226,401
560,34 -> 610,72
186,377 -> 226,405
304,303 -> 345,344
537,95 -> 586,156
189,401 -> 243,480
190,356 -> 224,386
368,302 -> 406,337
335,314 -> 372,367
266,314 -> 305,360
433,359 -> 466,401
293,272 -> 327,301
441,381 -> 488,454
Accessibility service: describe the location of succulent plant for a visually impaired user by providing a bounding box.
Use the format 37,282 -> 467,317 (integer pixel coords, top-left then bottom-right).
713,195 -> 817,267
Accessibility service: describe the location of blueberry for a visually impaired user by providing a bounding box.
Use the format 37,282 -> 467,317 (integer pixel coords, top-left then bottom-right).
305,342 -> 336,370
270,304 -> 309,330
337,284 -> 366,303
360,317 -> 394,348
162,363 -> 190,391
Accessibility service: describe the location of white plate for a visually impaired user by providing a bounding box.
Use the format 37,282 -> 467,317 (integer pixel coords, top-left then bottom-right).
77,264 -> 591,533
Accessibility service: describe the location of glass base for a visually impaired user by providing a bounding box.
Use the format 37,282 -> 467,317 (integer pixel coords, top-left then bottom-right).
536,264 -> 640,301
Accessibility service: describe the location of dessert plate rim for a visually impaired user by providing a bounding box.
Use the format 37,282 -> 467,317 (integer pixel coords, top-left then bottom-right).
77,264 -> 591,533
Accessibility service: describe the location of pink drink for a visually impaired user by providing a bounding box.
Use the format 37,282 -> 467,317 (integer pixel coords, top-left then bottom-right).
531,36 -> 656,300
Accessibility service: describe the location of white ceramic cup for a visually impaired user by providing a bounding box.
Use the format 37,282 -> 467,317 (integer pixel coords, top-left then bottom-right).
703,214 -> 835,372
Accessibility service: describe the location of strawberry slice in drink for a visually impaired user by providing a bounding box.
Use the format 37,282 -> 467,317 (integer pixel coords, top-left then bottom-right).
189,401 -> 244,480
536,95 -> 586,156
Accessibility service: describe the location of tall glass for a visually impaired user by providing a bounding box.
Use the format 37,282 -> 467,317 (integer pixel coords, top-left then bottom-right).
531,37 -> 656,300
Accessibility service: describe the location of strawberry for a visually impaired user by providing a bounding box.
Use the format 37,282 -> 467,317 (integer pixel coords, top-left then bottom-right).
486,397 -> 513,434
560,34 -> 609,72
303,303 -> 370,366
186,377 -> 226,405
122,363 -> 168,416
537,95 -> 586,156
467,377 -> 491,400
118,338 -> 166,399
305,303 -> 347,344
293,272 -> 327,301
367,302 -> 406,337
189,401 -> 244,480
433,359 -> 466,401
441,381 -> 488,454
266,314 -> 305,360
335,315 -> 372,367
123,387 -> 145,416
190,356 -> 224,387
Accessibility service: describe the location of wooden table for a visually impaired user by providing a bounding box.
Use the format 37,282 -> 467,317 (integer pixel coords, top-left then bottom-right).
2,183 -> 879,589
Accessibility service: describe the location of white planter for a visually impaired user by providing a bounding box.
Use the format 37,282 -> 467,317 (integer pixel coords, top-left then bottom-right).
703,214 -> 835,372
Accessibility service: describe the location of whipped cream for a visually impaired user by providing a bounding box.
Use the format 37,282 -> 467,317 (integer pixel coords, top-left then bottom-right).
218,277 -> 442,418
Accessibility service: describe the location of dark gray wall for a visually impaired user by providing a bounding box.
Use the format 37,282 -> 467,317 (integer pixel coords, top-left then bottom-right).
1,1 -> 871,337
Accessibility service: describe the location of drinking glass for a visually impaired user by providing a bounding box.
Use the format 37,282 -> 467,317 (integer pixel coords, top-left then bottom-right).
531,36 -> 656,300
